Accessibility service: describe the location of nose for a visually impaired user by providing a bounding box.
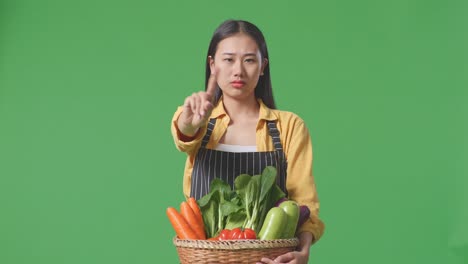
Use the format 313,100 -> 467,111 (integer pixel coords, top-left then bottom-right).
233,60 -> 244,77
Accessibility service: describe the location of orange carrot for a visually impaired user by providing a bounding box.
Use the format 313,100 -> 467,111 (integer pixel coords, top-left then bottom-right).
188,197 -> 206,238
180,202 -> 206,239
188,197 -> 204,226
166,207 -> 198,240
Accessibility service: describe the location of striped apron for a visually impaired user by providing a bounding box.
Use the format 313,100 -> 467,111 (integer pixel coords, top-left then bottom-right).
190,118 -> 288,200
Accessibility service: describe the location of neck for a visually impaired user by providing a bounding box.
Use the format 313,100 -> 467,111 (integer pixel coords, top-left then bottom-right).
222,95 -> 259,122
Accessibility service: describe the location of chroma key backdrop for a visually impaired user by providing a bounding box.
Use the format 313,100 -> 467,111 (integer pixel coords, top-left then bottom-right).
1,0 -> 466,263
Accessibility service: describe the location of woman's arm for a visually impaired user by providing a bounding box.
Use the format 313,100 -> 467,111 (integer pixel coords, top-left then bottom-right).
171,74 -> 217,154
258,116 -> 325,264
171,107 -> 206,156
283,116 -> 325,244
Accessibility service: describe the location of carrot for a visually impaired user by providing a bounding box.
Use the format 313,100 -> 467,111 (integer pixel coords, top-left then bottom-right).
180,202 -> 206,239
166,207 -> 198,240
188,197 -> 203,226
188,197 -> 206,238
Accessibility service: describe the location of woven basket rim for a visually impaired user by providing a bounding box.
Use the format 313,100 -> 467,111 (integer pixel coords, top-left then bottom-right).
173,237 -> 299,250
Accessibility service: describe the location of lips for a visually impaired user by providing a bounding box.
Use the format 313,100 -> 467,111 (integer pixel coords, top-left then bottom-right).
231,80 -> 245,88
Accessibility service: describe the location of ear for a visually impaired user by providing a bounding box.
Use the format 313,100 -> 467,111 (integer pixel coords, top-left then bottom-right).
208,56 -> 216,75
261,58 -> 268,75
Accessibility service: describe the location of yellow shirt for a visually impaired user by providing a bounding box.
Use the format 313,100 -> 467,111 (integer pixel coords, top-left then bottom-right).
171,98 -> 325,243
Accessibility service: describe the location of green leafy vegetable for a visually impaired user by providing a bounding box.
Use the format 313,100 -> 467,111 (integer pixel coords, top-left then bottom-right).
198,166 -> 286,238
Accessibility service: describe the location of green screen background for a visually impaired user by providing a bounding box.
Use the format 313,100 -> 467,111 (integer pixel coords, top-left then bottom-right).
1,0 -> 466,263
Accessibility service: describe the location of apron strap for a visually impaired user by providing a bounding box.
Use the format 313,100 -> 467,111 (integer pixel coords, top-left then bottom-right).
266,120 -> 284,151
200,118 -> 217,148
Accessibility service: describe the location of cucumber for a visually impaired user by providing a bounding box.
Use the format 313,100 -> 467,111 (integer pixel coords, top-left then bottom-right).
258,207 -> 287,240
279,201 -> 300,238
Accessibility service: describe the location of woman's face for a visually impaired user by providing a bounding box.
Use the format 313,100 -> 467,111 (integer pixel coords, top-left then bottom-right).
209,33 -> 267,101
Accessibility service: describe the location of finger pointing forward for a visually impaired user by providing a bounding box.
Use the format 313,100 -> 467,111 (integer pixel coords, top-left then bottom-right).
199,72 -> 217,118
206,72 -> 218,98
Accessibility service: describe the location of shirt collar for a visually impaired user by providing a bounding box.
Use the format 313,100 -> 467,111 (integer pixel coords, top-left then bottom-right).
258,99 -> 277,121
210,97 -> 277,121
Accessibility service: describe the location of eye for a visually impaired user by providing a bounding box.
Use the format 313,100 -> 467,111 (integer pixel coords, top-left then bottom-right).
223,58 -> 233,62
245,58 -> 256,63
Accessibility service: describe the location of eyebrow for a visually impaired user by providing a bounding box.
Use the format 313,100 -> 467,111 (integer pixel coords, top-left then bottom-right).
222,52 -> 257,56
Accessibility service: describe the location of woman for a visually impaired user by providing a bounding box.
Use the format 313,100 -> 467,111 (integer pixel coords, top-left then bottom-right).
171,19 -> 324,264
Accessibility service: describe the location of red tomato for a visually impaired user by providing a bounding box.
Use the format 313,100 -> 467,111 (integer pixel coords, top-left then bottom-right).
219,229 -> 232,240
229,228 -> 242,239
242,228 -> 257,239
229,228 -> 257,240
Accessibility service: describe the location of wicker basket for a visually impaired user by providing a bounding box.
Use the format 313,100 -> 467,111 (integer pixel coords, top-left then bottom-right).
173,237 -> 299,264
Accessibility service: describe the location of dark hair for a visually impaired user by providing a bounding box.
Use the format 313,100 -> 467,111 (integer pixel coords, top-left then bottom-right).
205,19 -> 276,109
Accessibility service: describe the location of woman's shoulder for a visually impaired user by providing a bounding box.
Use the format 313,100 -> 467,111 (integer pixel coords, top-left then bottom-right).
269,109 -> 311,134
271,108 -> 306,124
258,99 -> 308,128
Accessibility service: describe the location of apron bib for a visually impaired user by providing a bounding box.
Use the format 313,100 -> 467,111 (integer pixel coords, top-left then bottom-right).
190,118 -> 288,200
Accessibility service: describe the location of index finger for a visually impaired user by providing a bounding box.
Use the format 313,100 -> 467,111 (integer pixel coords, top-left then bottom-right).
206,73 -> 218,97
